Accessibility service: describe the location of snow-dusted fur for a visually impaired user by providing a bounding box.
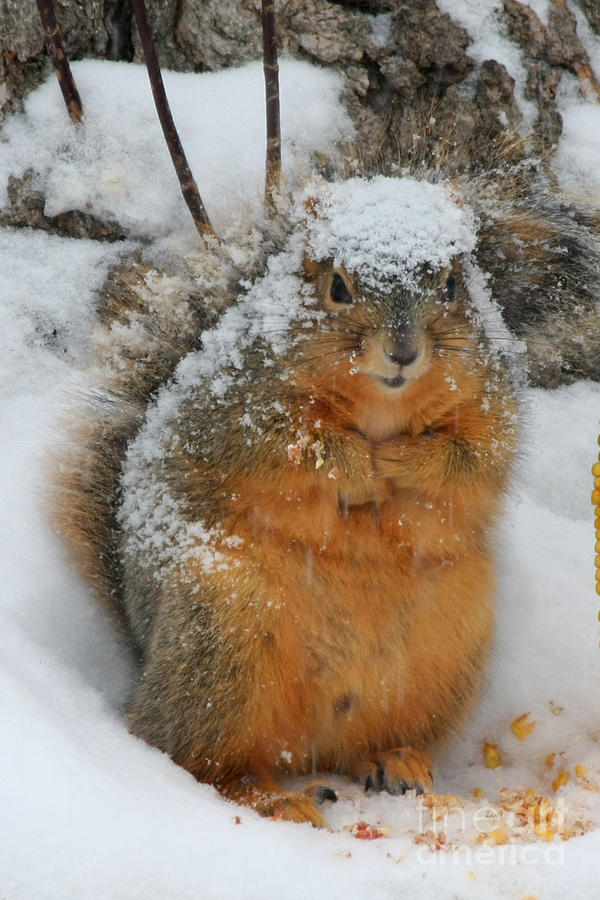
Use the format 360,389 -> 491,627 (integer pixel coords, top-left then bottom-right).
52,256 -> 233,614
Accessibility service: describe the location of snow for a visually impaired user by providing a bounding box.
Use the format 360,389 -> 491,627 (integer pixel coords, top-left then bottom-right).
368,12 -> 394,49
2,41 -> 600,900
0,59 -> 352,242
0,229 -> 130,394
553,72 -> 600,202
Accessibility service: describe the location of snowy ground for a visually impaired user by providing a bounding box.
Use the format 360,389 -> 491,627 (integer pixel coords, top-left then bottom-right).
2,9 -> 600,896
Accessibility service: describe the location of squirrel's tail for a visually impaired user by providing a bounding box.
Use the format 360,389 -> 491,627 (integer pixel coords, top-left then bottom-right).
470,172 -> 600,387
51,255 -> 229,618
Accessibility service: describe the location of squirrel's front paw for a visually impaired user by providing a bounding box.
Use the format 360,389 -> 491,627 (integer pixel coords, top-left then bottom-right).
361,747 -> 434,795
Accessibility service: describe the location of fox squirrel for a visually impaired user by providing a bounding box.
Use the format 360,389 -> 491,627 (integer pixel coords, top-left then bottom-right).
52,157 -> 599,826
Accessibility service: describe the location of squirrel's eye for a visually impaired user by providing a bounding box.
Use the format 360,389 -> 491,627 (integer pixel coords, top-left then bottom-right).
330,273 -> 353,305
445,273 -> 457,302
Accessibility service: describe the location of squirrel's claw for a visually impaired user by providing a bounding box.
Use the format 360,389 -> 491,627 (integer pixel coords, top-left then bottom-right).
313,784 -> 338,805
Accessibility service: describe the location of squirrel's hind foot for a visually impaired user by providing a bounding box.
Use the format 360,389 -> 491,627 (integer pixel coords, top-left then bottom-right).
359,747 -> 434,796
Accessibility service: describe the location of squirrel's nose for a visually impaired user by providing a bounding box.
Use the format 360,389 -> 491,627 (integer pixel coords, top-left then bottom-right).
383,339 -> 418,368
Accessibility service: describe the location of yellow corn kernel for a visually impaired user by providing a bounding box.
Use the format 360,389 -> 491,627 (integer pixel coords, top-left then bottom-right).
596,583 -> 600,595
592,490 -> 600,505
545,753 -> 556,769
595,540 -> 600,553
552,770 -> 570,791
593,462 -> 600,477
484,742 -> 501,768
511,712 -> 536,740
421,792 -> 461,810
596,555 -> 600,568
575,764 -> 587,778
489,827 -> 508,845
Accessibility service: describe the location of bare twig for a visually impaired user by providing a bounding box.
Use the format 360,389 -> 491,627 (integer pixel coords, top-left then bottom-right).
35,0 -> 84,123
131,0 -> 217,239
262,0 -> 282,211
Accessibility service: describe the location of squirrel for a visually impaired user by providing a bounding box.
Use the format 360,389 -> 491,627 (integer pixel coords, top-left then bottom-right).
51,148 -> 600,826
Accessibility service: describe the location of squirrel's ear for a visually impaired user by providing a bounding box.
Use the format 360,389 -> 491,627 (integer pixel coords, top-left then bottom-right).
303,253 -> 321,280
303,254 -> 334,281
301,192 -> 326,280
437,258 -> 462,285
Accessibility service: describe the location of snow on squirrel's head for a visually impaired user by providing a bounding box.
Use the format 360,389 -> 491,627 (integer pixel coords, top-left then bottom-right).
301,175 -> 476,293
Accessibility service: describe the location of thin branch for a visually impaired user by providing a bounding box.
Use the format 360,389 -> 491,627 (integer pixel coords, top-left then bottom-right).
262,0 -> 282,211
35,0 -> 84,123
131,0 -> 217,239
